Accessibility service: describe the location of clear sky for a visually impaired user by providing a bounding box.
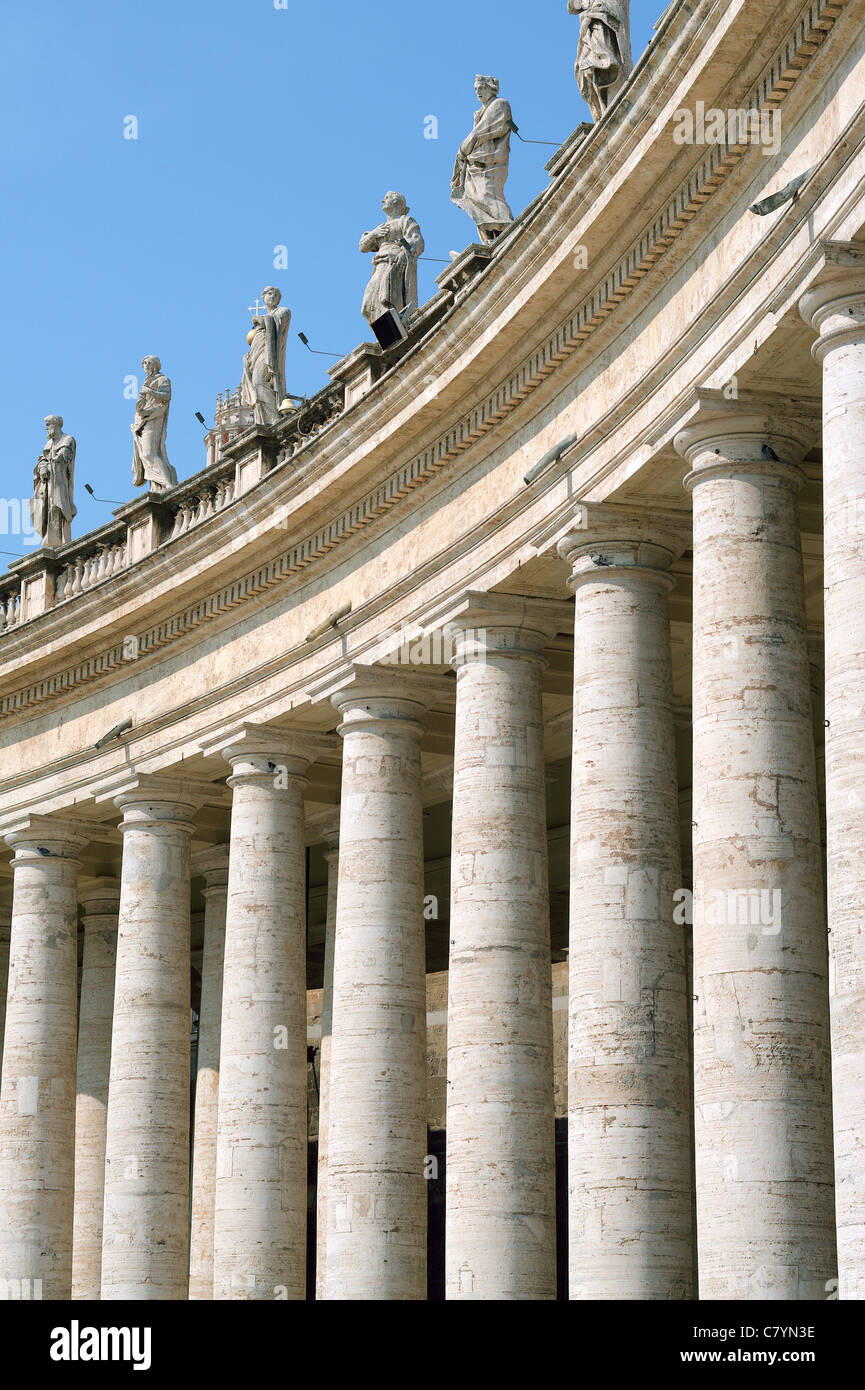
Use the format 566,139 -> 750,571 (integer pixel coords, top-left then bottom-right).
0,0 -> 662,555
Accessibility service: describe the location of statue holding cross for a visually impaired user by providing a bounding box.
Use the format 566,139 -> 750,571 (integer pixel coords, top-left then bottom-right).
241,286 -> 291,426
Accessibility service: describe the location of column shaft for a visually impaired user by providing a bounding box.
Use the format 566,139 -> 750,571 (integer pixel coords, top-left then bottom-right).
0,819 -> 88,1300
0,907 -> 10,1082
322,669 -> 443,1300
560,516 -> 694,1299
802,253 -> 865,1298
211,731 -> 319,1301
315,838 -> 338,1300
71,879 -> 120,1300
188,849 -> 228,1300
677,398 -> 835,1299
100,779 -> 201,1300
444,597 -> 564,1299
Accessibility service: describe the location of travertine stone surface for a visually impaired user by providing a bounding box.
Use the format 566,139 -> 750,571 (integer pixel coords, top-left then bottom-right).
558,508 -> 694,1300
676,396 -> 835,1300
188,846 -> 229,1301
71,877 -> 120,1301
316,666 -> 448,1300
315,825 -> 339,1301
100,777 -> 203,1301
442,593 -> 569,1300
0,817 -> 90,1300
209,726 -> 330,1301
0,907 -> 10,1079
801,245 -> 865,1300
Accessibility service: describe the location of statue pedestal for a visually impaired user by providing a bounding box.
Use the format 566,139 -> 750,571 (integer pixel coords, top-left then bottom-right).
7,550 -> 64,622
435,245 -> 495,296
115,494 -> 170,565
222,423 -> 280,497
328,344 -> 383,409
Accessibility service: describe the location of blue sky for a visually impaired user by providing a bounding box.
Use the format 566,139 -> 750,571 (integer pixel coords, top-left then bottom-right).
0,0 -> 661,554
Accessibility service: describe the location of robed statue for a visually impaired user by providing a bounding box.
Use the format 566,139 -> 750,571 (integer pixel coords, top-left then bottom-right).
241,285 -> 291,426
360,191 -> 425,329
132,356 -> 178,492
31,415 -> 76,549
568,0 -> 633,121
451,76 -> 515,244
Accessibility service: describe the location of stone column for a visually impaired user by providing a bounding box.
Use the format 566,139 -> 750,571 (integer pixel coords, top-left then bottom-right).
675,391 -> 835,1299
0,817 -> 91,1300
556,509 -> 694,1300
441,592 -> 569,1300
313,665 -> 448,1300
208,725 -> 330,1301
100,776 -> 203,1301
188,846 -> 229,1301
71,877 -> 120,1300
801,243 -> 865,1299
315,822 -> 339,1300
0,905 -> 10,1080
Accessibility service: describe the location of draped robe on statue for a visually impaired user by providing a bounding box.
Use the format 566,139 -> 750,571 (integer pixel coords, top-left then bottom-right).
132,371 -> 177,491
451,96 -> 514,238
241,305 -> 291,426
360,214 -> 424,327
569,0 -> 633,121
31,434 -> 76,548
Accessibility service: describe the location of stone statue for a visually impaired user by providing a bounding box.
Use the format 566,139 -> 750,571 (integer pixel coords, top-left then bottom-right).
568,0 -> 633,122
131,356 -> 177,492
241,286 -> 291,426
359,192 -> 425,329
451,76 -> 514,244
31,415 -> 76,548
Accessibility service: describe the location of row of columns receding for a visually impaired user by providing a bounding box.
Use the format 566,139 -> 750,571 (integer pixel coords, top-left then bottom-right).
0,248 -> 863,1300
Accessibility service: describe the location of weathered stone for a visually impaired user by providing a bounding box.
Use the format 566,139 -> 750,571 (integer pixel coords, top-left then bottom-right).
72,877 -> 120,1300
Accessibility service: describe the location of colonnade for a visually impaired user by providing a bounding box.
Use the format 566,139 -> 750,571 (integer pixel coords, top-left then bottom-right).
0,252 -> 864,1299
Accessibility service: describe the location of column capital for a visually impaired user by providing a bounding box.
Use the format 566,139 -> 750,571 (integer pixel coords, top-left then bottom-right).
673,389 -> 818,487
202,722 -> 336,787
96,773 -> 208,831
202,721 -> 335,766
798,240 -> 865,358
419,589 -> 572,663
307,662 -> 452,726
78,876 -> 121,918
553,502 -> 690,588
2,813 -> 95,860
307,808 -> 340,855
191,843 -> 230,891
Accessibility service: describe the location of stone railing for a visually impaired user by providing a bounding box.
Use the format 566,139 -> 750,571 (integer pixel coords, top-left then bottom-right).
166,470 -> 236,542
55,534 -> 129,602
0,272 -> 473,639
0,580 -> 20,633
0,376 -> 350,636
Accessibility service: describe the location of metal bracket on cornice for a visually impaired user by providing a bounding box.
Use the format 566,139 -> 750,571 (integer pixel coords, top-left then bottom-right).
304,603 -> 352,644
94,717 -> 133,750
750,168 -> 814,217
524,433 -> 579,486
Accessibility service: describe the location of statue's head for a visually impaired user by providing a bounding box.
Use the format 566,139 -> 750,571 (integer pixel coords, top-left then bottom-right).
142,355 -> 161,375
382,191 -> 408,217
262,286 -> 281,309
475,74 -> 500,101
44,414 -> 63,437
